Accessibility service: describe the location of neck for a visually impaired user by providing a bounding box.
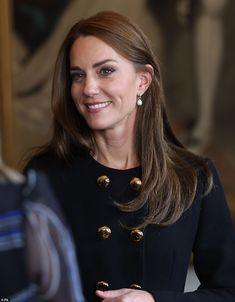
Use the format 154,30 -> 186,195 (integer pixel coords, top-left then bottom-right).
93,127 -> 139,170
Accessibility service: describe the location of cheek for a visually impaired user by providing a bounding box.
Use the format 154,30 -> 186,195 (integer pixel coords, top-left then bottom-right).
71,84 -> 82,105
114,77 -> 138,99
71,85 -> 83,113
122,81 -> 138,103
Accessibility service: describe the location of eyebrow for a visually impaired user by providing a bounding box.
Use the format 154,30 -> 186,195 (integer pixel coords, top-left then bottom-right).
92,59 -> 117,68
70,59 -> 117,71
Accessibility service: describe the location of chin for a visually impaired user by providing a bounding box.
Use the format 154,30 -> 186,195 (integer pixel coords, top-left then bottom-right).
86,119 -> 113,131
87,123 -> 110,131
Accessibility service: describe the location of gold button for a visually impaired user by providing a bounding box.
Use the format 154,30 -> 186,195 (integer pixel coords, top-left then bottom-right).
97,175 -> 110,188
96,280 -> 109,291
130,177 -> 142,191
130,229 -> 143,242
98,226 -> 111,239
130,283 -> 142,289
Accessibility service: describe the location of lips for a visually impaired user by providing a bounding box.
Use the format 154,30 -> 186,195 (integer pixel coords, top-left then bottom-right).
86,101 -> 111,110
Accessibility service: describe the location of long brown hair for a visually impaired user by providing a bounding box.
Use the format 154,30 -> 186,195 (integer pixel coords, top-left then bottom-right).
26,11 -> 212,227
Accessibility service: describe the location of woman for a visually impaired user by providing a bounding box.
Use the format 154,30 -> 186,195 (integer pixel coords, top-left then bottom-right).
25,10 -> 235,302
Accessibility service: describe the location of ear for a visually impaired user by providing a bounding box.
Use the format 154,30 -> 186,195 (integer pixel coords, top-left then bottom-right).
137,64 -> 153,95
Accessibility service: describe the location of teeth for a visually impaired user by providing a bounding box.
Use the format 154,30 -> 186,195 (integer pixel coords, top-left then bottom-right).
87,102 -> 110,109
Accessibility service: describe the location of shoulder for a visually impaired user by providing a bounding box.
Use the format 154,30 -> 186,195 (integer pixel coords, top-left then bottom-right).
197,159 -> 231,217
196,159 -> 221,190
191,158 -> 225,207
24,152 -> 91,179
25,152 -> 65,173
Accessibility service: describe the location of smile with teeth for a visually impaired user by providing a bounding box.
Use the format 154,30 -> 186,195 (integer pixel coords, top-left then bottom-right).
86,101 -> 111,110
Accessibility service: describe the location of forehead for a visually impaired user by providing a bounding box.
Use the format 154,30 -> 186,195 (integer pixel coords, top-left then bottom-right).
70,35 -> 127,66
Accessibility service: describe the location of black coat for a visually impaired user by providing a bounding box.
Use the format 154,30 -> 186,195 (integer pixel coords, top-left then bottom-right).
27,153 -> 235,302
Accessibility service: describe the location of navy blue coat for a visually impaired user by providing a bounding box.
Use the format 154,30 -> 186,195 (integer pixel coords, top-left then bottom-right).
27,153 -> 235,302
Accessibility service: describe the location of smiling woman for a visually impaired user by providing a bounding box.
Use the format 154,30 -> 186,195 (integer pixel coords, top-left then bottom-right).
69,35 -> 152,135
24,10 -> 235,302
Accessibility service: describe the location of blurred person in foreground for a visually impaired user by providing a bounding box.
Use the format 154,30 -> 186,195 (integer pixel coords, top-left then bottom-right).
0,158 -> 85,301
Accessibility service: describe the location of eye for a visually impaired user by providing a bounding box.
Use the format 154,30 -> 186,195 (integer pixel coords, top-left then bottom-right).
99,67 -> 115,76
70,71 -> 85,82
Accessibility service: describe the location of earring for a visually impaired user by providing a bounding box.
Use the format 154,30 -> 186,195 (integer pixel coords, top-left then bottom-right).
136,95 -> 143,106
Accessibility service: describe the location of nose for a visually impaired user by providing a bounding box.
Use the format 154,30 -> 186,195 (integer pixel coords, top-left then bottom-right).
83,75 -> 99,97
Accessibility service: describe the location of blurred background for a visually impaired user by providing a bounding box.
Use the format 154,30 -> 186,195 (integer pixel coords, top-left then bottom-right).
0,0 -> 234,219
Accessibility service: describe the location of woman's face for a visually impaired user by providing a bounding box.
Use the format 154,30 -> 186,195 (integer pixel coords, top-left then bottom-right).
70,35 -> 150,132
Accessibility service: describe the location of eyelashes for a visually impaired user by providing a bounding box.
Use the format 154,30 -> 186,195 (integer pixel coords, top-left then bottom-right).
99,66 -> 116,76
70,71 -> 85,82
70,66 -> 116,82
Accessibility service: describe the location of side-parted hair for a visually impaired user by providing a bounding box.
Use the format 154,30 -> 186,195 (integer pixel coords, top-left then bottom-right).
26,11 -> 212,227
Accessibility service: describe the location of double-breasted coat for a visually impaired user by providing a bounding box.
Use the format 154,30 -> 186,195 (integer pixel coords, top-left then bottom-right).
27,153 -> 235,302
